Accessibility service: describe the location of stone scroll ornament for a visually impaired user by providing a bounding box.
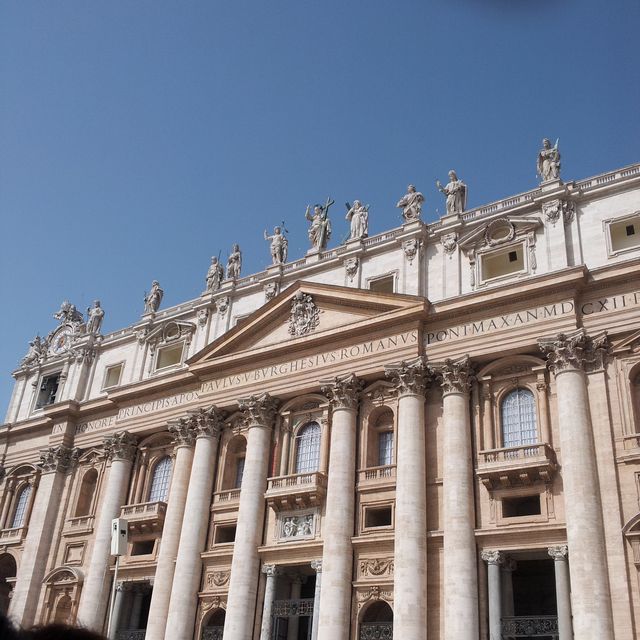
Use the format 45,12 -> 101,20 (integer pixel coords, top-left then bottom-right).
288,292 -> 320,337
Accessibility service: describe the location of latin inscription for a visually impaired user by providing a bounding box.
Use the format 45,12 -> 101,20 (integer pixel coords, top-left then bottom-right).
115,391 -> 200,423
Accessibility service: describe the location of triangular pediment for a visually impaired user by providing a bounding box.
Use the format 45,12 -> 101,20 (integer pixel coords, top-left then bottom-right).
188,281 -> 427,373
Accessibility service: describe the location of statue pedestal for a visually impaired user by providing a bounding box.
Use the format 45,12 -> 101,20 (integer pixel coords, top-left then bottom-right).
540,178 -> 563,192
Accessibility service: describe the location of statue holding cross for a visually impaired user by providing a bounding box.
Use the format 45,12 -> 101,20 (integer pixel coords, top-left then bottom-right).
305,197 -> 334,250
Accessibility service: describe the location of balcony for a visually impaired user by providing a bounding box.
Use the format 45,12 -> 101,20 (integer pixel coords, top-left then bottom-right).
265,472 -> 327,511
63,515 -> 94,536
120,501 -> 167,534
477,443 -> 557,490
211,489 -> 241,512
357,465 -> 396,491
501,615 -> 558,638
0,526 -> 27,545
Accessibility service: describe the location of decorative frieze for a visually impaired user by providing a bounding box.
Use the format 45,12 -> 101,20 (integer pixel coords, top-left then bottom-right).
103,431 -> 137,462
238,392 -> 278,428
539,329 -> 610,375
359,558 -> 394,578
205,570 -> 230,589
38,445 -> 79,473
321,373 -> 364,410
385,355 -> 429,396
432,356 -> 474,395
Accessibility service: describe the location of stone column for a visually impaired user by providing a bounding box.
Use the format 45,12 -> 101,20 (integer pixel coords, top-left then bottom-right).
224,393 -> 278,640
9,446 -> 77,626
144,417 -> 196,640
129,586 -> 145,630
385,356 -> 429,640
77,432 -> 137,632
434,357 -> 479,640
481,551 -> 504,640
164,407 -> 225,640
548,545 -> 573,640
287,576 -> 303,640
310,560 -> 322,640
108,582 -> 128,639
316,373 -> 363,640
539,331 -> 613,638
501,558 -> 516,618
259,564 -> 279,640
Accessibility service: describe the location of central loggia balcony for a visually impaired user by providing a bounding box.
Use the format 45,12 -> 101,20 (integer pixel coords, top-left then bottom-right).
265,472 -> 327,511
477,443 -> 557,490
120,501 -> 167,534
357,465 -> 396,491
0,526 -> 27,545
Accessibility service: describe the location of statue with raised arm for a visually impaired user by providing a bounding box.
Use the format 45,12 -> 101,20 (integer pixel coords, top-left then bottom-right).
345,200 -> 369,240
86,300 -> 105,335
537,138 -> 561,182
264,226 -> 288,265
144,280 -> 164,314
21,335 -> 47,368
53,300 -> 84,325
305,197 -> 334,250
396,184 -> 424,222
436,170 -> 467,215
226,243 -> 242,280
205,256 -> 224,292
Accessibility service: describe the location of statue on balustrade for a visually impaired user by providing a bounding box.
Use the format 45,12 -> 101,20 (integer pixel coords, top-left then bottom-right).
205,256 -> 224,292
345,200 -> 369,240
537,138 -> 561,182
305,197 -> 334,250
226,243 -> 242,279
264,226 -> 288,265
436,170 -> 467,215
143,280 -> 164,314
86,300 -> 105,335
396,184 -> 424,222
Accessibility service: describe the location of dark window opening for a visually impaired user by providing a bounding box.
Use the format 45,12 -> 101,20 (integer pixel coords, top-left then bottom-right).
626,224 -> 636,236
131,540 -> 155,555
502,495 -> 541,518
365,506 -> 392,528
36,374 -> 60,409
508,251 -> 518,262
214,524 -> 236,544
369,276 -> 394,294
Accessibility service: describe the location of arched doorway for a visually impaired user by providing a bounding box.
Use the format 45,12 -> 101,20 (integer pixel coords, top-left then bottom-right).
0,554 -> 17,614
202,608 -> 225,640
53,594 -> 72,624
359,600 -> 393,639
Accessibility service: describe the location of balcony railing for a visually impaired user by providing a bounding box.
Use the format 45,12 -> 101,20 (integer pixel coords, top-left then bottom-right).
120,501 -> 166,534
360,622 -> 393,640
0,526 -> 26,545
477,443 -> 557,490
272,598 -> 314,617
116,630 -> 146,640
501,615 -> 558,638
63,515 -> 94,536
213,489 -> 241,505
266,472 -> 327,511
357,465 -> 396,488
623,433 -> 640,450
201,628 -> 223,640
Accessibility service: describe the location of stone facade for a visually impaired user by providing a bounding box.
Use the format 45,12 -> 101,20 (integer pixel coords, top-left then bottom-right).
1,161 -> 640,639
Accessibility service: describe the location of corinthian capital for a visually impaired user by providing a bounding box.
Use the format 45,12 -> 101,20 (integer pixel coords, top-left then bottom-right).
385,356 -> 430,397
38,445 -> 79,473
168,416 -> 196,447
321,373 -> 364,410
238,393 -> 278,428
432,356 -> 474,395
539,329 -> 610,375
548,545 -> 568,561
480,550 -> 505,565
187,405 -> 226,438
103,431 -> 137,462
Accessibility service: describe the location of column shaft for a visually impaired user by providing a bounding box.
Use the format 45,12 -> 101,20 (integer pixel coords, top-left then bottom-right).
145,441 -> 195,640
482,553 -> 503,640
164,433 -> 220,640
554,369 -> 612,636
393,393 -> 427,639
310,561 -> 322,640
549,547 -> 573,640
442,389 -> 478,639
129,589 -> 144,629
287,578 -> 302,640
317,406 -> 357,640
224,424 -> 272,639
108,584 -> 127,640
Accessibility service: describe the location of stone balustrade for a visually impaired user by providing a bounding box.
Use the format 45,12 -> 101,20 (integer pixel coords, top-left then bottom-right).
120,501 -> 167,534
0,526 -> 27,545
477,443 -> 557,489
501,615 -> 559,638
357,465 -> 396,490
63,515 -> 94,536
265,472 -> 327,511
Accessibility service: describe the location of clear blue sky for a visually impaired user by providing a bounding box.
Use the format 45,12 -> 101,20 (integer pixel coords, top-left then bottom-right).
1,1 -> 639,415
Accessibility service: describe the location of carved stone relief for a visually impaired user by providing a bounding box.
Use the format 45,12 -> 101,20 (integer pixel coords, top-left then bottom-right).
441,232 -> 458,255
402,238 -> 421,263
277,511 -> 316,542
264,282 -> 279,301
355,585 -> 394,612
359,558 -> 394,578
288,292 -> 320,337
345,257 -> 359,281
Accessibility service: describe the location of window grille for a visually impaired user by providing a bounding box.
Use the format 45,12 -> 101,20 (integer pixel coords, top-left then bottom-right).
235,457 -> 245,489
11,484 -> 32,528
148,456 -> 173,502
294,422 -> 321,474
501,388 -> 538,448
378,431 -> 394,466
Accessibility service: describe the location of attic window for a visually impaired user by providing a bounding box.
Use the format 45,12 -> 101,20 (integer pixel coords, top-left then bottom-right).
369,275 -> 394,294
609,215 -> 640,253
103,364 -> 123,390
155,343 -> 184,370
480,244 -> 525,281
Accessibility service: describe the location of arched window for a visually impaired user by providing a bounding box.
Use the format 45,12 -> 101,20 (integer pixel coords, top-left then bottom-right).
360,600 -> 393,640
75,469 -> 98,517
501,388 -> 537,448
11,485 -> 32,528
234,457 -> 245,489
148,456 -> 172,502
53,594 -> 72,625
294,422 -> 321,474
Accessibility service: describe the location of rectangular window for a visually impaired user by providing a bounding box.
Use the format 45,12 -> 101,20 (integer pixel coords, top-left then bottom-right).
214,524 -> 236,544
155,343 -> 183,371
103,364 -> 123,390
480,244 -> 525,281
378,431 -> 394,466
502,495 -> 542,518
609,216 -> 640,253
131,540 -> 155,556
35,374 -> 61,409
234,457 -> 245,489
369,275 -> 394,294
364,505 -> 393,528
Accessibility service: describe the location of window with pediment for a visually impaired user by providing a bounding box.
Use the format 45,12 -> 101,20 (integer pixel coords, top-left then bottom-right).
148,456 -> 173,502
11,484 -> 32,528
294,422 -> 321,474
501,388 -> 538,448
365,407 -> 395,468
74,468 -> 98,517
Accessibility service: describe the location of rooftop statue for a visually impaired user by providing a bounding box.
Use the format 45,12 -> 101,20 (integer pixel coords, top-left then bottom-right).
21,335 -> 47,368
305,197 -> 334,250
345,200 -> 369,240
86,300 -> 105,335
53,300 -> 84,326
144,280 -> 164,314
436,170 -> 467,216
396,184 -> 424,222
537,138 -> 561,182
264,226 -> 289,265
226,243 -> 242,280
205,256 -> 224,292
